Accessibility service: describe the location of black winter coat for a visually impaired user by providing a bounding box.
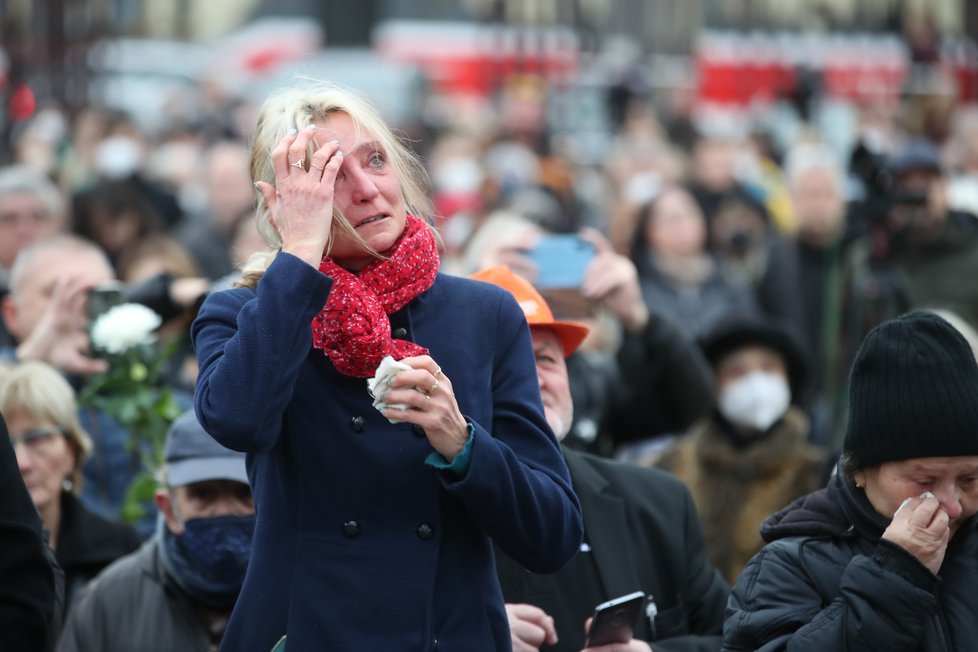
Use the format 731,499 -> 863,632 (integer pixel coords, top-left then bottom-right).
723,469 -> 978,651
55,491 -> 140,618
0,416 -> 61,652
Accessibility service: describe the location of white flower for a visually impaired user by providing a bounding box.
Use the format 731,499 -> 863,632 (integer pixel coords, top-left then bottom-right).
90,303 -> 162,354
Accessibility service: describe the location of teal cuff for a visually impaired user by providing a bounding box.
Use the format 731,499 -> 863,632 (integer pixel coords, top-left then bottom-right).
425,423 -> 475,477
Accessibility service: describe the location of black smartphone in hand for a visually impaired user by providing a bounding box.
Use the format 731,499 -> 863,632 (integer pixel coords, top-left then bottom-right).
583,591 -> 646,648
86,284 -> 125,323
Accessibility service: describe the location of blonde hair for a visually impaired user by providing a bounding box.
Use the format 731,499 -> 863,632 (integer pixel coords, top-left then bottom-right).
0,361 -> 92,490
238,81 -> 433,288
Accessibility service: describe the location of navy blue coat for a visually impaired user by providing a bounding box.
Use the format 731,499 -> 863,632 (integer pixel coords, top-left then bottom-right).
192,253 -> 583,651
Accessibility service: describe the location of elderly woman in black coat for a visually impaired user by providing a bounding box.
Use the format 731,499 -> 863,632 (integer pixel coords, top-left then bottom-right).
723,311 -> 978,651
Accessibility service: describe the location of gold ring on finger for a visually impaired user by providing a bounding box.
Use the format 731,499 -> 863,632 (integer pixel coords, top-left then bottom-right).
434,366 -> 443,378
311,162 -> 325,171
428,379 -> 439,394
290,159 -> 304,169
424,394 -> 430,409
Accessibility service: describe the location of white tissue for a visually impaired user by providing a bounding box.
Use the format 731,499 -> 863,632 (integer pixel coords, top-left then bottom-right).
367,356 -> 413,423
896,491 -> 938,514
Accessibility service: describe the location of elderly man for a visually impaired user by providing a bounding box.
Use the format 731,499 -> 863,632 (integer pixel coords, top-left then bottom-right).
472,266 -> 727,652
0,166 -> 67,349
58,409 -> 255,652
0,166 -> 65,285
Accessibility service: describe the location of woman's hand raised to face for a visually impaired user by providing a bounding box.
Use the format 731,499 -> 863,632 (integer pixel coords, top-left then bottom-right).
383,355 -> 470,462
254,124 -> 345,268
882,493 -> 951,575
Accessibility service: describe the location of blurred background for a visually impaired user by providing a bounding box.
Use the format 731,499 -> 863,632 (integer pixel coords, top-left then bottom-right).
2,0 -> 975,157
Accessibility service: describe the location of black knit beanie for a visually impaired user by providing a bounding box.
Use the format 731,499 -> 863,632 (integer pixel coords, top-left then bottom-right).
844,310 -> 978,469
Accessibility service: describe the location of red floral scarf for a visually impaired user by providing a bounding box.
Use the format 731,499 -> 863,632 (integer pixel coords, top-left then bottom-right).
311,215 -> 439,377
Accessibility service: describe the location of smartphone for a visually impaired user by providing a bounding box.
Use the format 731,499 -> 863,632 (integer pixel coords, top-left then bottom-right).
86,283 -> 125,323
583,591 -> 646,648
527,234 -> 596,289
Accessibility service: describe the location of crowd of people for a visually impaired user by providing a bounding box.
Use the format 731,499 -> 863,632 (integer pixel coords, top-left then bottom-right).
2,16 -> 978,651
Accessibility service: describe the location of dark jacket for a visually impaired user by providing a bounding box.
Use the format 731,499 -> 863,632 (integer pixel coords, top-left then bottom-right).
0,417 -> 62,652
604,312 -> 716,448
633,252 -> 760,342
497,448 -> 727,652
55,491 -> 140,617
58,540 -> 219,652
889,210 -> 978,329
192,253 -> 583,651
723,470 -> 978,651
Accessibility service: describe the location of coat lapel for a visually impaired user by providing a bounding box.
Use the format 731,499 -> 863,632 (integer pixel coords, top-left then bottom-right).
564,450 -> 640,600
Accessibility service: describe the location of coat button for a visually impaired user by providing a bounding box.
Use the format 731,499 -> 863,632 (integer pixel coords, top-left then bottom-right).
343,520 -> 360,537
393,327 -> 408,339
411,424 -> 426,437
351,416 -> 366,432
416,523 -> 434,540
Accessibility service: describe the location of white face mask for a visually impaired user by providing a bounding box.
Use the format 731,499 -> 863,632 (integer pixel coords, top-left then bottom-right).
718,370 -> 791,432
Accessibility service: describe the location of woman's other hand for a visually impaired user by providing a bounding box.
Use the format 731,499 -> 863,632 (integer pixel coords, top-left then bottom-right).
384,355 -> 470,461
882,492 -> 951,575
254,125 -> 345,268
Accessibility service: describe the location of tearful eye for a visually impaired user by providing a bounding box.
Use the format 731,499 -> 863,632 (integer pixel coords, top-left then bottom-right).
368,152 -> 386,168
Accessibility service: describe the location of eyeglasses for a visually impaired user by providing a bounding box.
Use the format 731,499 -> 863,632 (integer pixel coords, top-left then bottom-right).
9,426 -> 66,454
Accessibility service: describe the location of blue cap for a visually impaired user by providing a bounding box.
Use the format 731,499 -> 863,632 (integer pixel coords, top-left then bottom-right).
163,410 -> 248,487
887,139 -> 942,178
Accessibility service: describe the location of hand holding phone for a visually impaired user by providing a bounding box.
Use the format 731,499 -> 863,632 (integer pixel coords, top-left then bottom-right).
583,591 -> 646,648
86,283 -> 126,324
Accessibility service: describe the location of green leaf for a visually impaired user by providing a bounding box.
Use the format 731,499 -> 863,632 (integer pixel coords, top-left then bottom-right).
120,471 -> 159,524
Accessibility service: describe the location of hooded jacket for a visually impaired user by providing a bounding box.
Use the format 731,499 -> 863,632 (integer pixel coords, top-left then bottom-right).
722,469 -> 978,651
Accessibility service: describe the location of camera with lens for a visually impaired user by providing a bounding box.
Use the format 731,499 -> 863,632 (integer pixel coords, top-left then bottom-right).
848,139 -> 941,256
87,273 -> 210,325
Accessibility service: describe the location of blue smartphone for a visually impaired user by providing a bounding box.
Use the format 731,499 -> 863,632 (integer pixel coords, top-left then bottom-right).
527,234 -> 596,289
